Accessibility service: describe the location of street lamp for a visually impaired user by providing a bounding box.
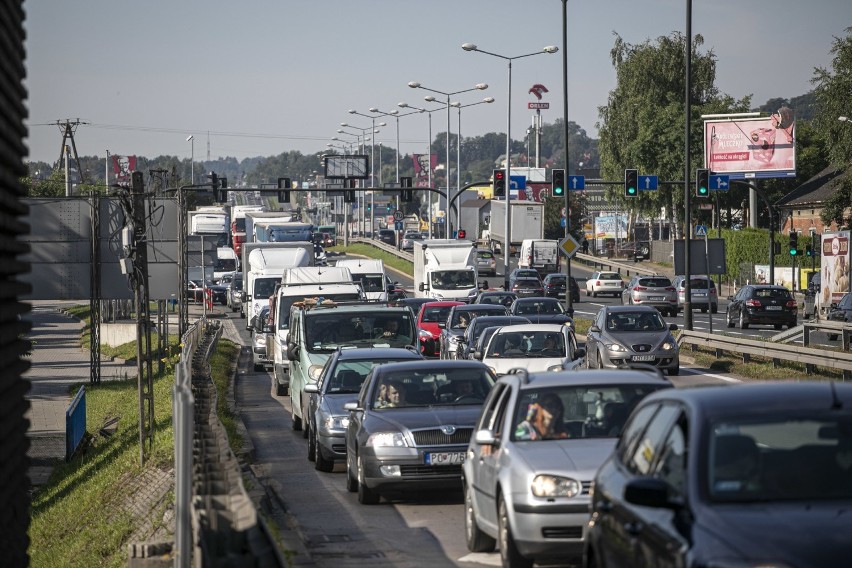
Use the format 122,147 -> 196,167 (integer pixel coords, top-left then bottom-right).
186,134 -> 194,184
399,100 -> 448,238
462,42 -> 558,289
348,109 -> 388,188
450,97 -> 495,230
409,81 -> 488,237
370,106 -> 425,214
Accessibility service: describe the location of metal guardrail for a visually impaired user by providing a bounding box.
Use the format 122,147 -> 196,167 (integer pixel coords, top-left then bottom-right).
804,321 -> 852,351
677,329 -> 852,380
572,251 -> 659,278
350,237 -> 414,263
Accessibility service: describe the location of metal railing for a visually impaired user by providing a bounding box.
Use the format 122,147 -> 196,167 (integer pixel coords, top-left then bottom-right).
350,237 -> 414,263
65,385 -> 86,461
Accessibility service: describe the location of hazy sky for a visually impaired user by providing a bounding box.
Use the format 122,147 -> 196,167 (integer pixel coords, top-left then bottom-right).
24,1 -> 849,166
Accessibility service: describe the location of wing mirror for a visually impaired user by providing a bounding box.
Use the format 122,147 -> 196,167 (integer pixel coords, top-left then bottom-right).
343,401 -> 361,412
589,325 -> 601,333
287,342 -> 299,361
669,323 -> 678,331
473,429 -> 497,446
304,383 -> 318,394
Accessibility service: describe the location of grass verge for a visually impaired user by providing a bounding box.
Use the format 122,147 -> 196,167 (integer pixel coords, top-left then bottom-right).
681,344 -> 847,381
328,243 -> 413,276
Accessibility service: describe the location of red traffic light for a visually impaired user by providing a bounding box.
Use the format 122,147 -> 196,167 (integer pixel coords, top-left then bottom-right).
457,229 -> 466,239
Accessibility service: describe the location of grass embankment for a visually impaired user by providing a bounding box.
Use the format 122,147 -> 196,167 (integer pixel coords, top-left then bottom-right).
29,306 -> 241,567
328,243 -> 413,276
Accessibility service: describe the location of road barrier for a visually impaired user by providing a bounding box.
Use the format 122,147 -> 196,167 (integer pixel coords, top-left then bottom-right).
65,385 -> 86,461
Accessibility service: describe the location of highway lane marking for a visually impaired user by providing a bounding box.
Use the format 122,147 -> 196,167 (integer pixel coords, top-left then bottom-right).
680,366 -> 741,383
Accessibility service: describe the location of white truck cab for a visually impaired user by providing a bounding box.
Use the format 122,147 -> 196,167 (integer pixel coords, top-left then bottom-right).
334,258 -> 391,301
413,239 -> 479,302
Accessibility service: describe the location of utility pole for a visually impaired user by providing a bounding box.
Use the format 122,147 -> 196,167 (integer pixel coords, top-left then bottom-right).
55,118 -> 89,190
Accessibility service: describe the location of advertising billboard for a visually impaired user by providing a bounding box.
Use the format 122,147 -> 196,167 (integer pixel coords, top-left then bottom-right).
703,110 -> 796,179
819,231 -> 851,314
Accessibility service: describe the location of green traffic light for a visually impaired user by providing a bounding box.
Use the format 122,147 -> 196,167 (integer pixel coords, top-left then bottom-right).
627,187 -> 636,195
790,248 -> 798,256
698,186 -> 708,195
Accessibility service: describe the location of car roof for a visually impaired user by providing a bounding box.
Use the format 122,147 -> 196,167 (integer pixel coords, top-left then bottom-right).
305,305 -> 411,315
336,347 -> 423,361
422,301 -> 466,308
455,304 -> 509,312
748,284 -> 789,289
493,323 -> 569,334
603,305 -> 664,314
373,359 -> 491,375
501,368 -> 672,390
515,296 -> 559,302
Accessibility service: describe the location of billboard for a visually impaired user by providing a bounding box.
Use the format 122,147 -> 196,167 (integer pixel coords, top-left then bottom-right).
704,110 -> 796,179
819,231 -> 851,312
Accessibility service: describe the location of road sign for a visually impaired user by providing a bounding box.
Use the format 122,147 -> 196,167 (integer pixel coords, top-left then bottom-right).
394,221 -> 404,231
392,209 -> 404,221
710,174 -> 730,191
640,175 -> 658,191
560,217 -> 567,228
695,225 -> 707,237
509,175 -> 526,189
569,175 -> 585,190
528,102 -> 550,109
558,234 -> 580,258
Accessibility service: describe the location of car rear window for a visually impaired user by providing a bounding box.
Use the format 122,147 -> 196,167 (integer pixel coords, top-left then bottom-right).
754,288 -> 791,299
477,251 -> 494,259
639,278 -> 672,287
599,273 -> 621,280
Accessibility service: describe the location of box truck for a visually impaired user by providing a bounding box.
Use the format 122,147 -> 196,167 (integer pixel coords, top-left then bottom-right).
489,200 -> 544,256
334,258 -> 390,301
413,239 -> 478,302
241,242 -> 313,328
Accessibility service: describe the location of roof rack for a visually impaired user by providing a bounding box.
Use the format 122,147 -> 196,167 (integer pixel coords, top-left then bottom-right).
292,297 -> 338,310
614,362 -> 668,381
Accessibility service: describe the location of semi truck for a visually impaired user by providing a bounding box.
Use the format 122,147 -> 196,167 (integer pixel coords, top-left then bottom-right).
189,206 -> 230,247
489,200 -> 544,256
230,205 -> 265,256
413,239 -> 478,302
241,242 -> 313,328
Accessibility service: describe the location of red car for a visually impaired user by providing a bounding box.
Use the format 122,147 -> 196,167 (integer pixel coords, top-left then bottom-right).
416,301 -> 464,357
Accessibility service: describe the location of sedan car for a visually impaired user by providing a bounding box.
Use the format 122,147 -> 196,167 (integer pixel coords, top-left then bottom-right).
457,315 -> 531,360
344,360 -> 496,504
673,274 -> 718,313
472,290 -> 518,307
510,297 -> 575,325
304,347 -> 423,472
542,273 -> 580,302
726,284 -> 797,330
475,248 -> 497,276
511,277 -> 545,298
585,305 -> 680,375
480,323 -> 583,374
586,382 -> 852,568
401,232 -> 423,251
621,275 -> 678,316
464,368 -> 673,568
416,301 -> 465,357
585,271 -> 624,297
439,304 -> 510,360
187,279 -> 228,305
226,272 -> 243,313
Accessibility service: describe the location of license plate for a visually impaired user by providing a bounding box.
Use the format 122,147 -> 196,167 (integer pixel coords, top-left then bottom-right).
632,355 -> 655,361
425,451 -> 466,465
650,296 -> 665,301
766,305 -> 782,311
694,292 -> 706,297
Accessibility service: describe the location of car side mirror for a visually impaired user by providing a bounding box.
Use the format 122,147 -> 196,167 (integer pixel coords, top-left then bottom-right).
438,321 -> 446,329
669,323 -> 678,331
473,429 -> 497,446
830,302 -> 839,309
624,477 -> 680,510
573,347 -> 586,360
304,383 -> 318,394
473,350 -> 482,360
287,342 -> 299,361
245,294 -> 252,302
419,282 -> 427,292
589,325 -> 601,333
343,401 -> 361,412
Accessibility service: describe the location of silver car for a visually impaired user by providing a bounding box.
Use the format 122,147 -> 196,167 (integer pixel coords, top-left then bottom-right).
672,274 -> 719,313
226,271 -> 243,313
585,304 -> 680,375
463,368 -> 673,567
621,275 -> 678,316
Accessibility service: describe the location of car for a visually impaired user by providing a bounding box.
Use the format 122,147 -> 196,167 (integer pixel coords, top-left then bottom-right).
509,268 -> 541,285
416,301 -> 465,357
304,347 -> 424,472
827,292 -> 852,340
377,229 -> 396,246
472,290 -> 518,307
480,323 -> 583,374
475,248 -> 497,276
621,275 -> 678,316
251,305 -> 273,371
187,279 -> 227,305
464,368 -> 673,567
542,273 -> 580,302
585,305 -> 680,375
186,279 -> 205,303
673,274 -> 718,313
509,297 -> 575,325
206,280 -> 229,305
457,315 -> 531,360
585,271 -> 624,298
726,284 -> 797,330
226,272 -> 243,312
585,382 -> 852,568
401,232 -> 423,251
391,296 -> 432,314
510,277 -> 544,298
344,359 -> 496,504
439,304 -> 510,360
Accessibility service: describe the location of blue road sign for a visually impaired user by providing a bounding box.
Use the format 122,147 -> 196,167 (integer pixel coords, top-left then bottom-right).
509,175 -> 526,189
560,217 -> 567,228
710,174 -> 730,191
640,175 -> 658,191
695,225 -> 707,237
569,175 -> 585,190
394,221 -> 404,231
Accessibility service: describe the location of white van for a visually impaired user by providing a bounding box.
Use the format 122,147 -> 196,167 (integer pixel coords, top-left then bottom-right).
518,239 -> 559,276
214,247 -> 240,282
334,258 -> 390,301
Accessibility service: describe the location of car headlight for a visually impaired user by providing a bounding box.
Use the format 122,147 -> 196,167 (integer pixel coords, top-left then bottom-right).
531,475 -> 581,498
547,364 -> 564,372
324,415 -> 349,431
308,364 -> 324,381
419,328 -> 434,339
661,340 -> 676,351
605,343 -> 626,352
366,432 -> 408,447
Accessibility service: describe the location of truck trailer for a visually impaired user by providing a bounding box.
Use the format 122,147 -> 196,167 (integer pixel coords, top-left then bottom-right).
488,200 -> 544,256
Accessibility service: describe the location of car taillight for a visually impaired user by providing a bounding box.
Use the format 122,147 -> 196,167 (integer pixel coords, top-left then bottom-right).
595,280 -> 601,286
786,300 -> 797,308
635,286 -> 647,291
665,287 -> 676,292
745,299 -> 761,307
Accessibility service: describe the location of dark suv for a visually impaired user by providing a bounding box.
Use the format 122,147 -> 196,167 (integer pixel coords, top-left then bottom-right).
726,284 -> 797,330
377,229 -> 396,246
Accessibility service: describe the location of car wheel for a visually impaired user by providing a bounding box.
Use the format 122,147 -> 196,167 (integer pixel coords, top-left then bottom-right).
668,366 -> 680,376
315,433 -> 334,473
253,363 -> 263,372
701,307 -> 707,313
585,288 -> 590,296
739,310 -> 749,329
357,455 -> 380,505
291,410 -> 302,432
307,427 -> 316,462
465,483 -> 496,552
498,495 -> 532,568
726,310 -> 735,328
829,333 -> 839,341
597,350 -> 604,370
774,324 -> 783,330
302,420 -> 309,439
592,291 -> 597,298
345,451 -> 358,492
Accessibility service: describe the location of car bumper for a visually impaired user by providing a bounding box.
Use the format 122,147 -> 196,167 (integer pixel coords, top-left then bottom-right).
360,445 -> 467,492
420,337 -> 440,357
593,287 -> 622,295
631,298 -> 678,310
253,347 -> 272,367
508,497 -> 589,559
744,309 -> 797,324
317,431 -> 347,460
602,352 -> 679,370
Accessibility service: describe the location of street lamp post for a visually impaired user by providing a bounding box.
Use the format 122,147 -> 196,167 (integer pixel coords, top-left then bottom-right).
462,43 -> 558,289
186,135 -> 194,184
450,97 -> 495,232
408,81 -> 488,238
372,107 -> 425,213
346,112 -> 387,235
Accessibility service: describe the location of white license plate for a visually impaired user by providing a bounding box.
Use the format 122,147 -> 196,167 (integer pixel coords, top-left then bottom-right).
425,451 -> 466,465
694,292 -> 707,297
650,296 -> 665,301
632,355 -> 655,361
766,305 -> 783,311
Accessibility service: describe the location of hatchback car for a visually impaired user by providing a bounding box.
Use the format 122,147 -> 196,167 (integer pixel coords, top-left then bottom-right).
480,323 -> 583,374
439,304 -> 510,360
726,284 -> 797,330
472,290 -> 518,307
621,275 -> 678,316
377,229 -> 396,246
304,347 -> 423,472
585,305 -> 680,375
464,368 -> 673,567
511,277 -> 545,298
585,271 -> 624,297
673,274 -> 718,313
344,360 -> 496,504
416,301 -> 465,357
542,273 -> 580,302
510,297 -> 575,325
401,232 -> 423,251
475,248 -> 497,277
586,382 -> 852,568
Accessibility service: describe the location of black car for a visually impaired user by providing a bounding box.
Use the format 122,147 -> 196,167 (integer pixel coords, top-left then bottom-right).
344,359 -> 496,504
392,297 -> 432,315
377,229 -> 396,246
187,279 -> 227,305
511,277 -> 545,298
509,297 -> 575,325
457,315 -> 531,360
472,290 -> 518,307
439,304 -> 510,360
827,292 -> 852,340
304,347 -> 423,472
586,382 -> 852,568
726,284 -> 797,330
542,273 -> 580,302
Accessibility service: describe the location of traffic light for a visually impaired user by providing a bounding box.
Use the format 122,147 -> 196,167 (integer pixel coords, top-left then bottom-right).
805,244 -> 813,256
214,176 -> 228,202
789,230 -> 799,256
552,169 -> 565,197
695,168 -> 710,197
624,169 -> 638,197
493,169 -> 506,198
457,229 -> 466,239
277,177 -> 292,203
400,176 -> 413,202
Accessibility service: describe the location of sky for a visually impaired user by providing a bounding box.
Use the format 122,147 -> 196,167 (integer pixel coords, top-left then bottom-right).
23,0 -> 850,166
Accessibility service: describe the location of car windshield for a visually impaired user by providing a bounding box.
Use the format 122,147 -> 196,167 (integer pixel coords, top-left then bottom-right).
323,359 -> 412,395
512,385 -> 664,441
357,275 -> 385,292
514,301 -> 563,315
372,367 -> 495,408
422,305 -> 454,323
451,308 -> 502,329
486,330 -> 566,358
305,311 -> 415,352
431,270 -> 476,290
277,293 -> 362,330
253,277 -> 278,299
214,258 -> 237,271
605,312 -> 667,332
707,415 -> 852,502
477,251 -> 493,259
478,293 -> 512,305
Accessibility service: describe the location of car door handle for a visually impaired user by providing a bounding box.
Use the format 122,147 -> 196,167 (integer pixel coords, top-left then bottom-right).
624,521 -> 644,535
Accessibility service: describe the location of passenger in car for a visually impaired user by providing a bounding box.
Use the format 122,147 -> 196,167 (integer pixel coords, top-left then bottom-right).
515,393 -> 570,440
385,381 -> 407,408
